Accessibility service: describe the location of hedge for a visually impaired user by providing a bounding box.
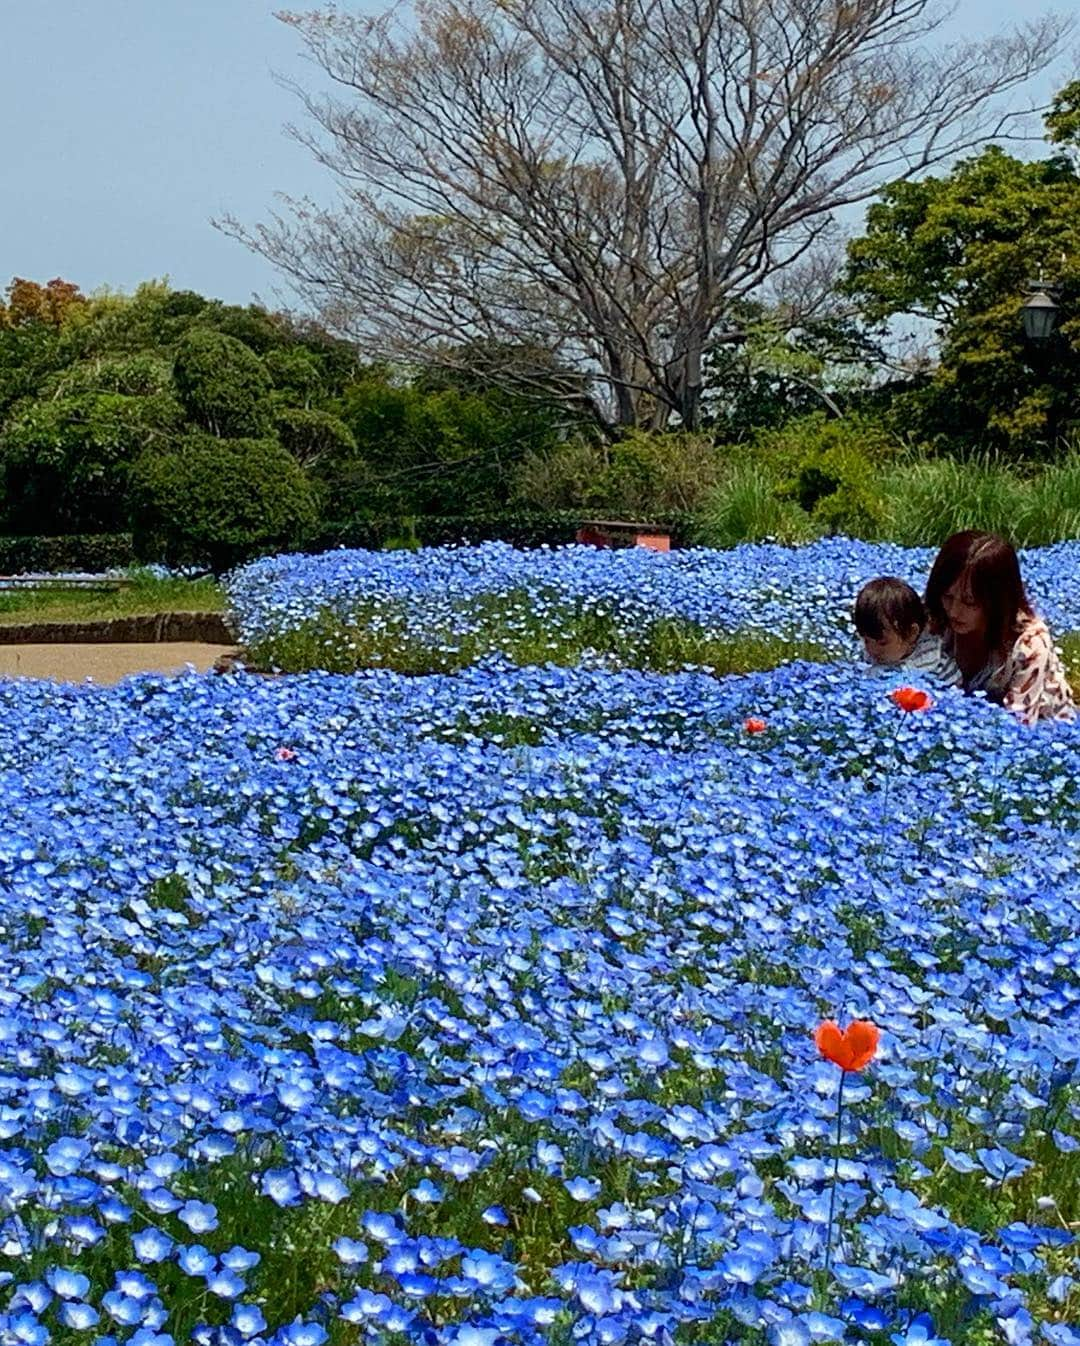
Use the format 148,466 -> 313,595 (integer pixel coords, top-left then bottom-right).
0,534 -> 136,574
313,510 -> 699,551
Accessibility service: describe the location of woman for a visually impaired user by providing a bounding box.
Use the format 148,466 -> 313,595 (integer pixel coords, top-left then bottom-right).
924,531 -> 1075,726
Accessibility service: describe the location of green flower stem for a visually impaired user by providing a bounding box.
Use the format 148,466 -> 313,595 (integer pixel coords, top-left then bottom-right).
824,1068 -> 846,1279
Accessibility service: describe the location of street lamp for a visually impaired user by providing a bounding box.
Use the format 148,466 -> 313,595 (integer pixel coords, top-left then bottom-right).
1021,280 -> 1061,341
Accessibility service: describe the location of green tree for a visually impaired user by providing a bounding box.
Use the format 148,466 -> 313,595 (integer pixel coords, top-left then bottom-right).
0,391 -> 182,533
173,329 -> 275,438
328,374 -> 562,519
844,85 -> 1080,452
130,435 -> 317,571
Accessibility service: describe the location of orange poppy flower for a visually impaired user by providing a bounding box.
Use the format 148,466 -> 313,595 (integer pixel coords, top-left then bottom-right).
889,686 -> 932,713
275,747 -> 298,762
814,1019 -> 880,1072
744,717 -> 767,734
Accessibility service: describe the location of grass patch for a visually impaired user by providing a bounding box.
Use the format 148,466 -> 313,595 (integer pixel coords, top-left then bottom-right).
1062,632 -> 1080,700
245,591 -> 828,679
0,570 -> 225,624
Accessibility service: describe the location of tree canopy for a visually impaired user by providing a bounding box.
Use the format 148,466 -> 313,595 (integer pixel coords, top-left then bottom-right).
226,0 -> 1067,432
844,82 -> 1080,452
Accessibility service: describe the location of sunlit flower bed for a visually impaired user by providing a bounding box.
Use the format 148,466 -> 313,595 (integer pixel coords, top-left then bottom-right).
226,540 -> 1080,667
1,660 -> 1078,1346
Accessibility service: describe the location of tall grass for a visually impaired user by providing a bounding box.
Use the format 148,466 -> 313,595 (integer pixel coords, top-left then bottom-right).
693,463 -> 817,548
879,456 -> 1025,546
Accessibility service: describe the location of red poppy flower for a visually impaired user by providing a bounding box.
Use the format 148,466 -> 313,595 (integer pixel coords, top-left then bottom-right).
275,747 -> 298,762
890,686 -> 932,713
814,1019 -> 880,1072
744,717 -> 767,734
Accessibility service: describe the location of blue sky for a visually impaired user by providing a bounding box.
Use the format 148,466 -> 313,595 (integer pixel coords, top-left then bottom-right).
1,1 -> 1072,308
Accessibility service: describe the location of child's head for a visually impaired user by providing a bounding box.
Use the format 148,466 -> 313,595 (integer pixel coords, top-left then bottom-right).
854,577 -> 925,665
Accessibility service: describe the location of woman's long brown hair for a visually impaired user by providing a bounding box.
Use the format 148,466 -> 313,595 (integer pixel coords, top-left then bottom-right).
924,531 -> 1032,659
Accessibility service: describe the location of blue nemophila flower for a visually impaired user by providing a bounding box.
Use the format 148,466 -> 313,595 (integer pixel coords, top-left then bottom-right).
231,1303 -> 267,1338
261,1170 -> 301,1207
177,1245 -> 217,1277
45,1268 -> 89,1301
977,1148 -> 1033,1182
177,1201 -> 218,1234
10,1285 -> 51,1315
892,1313 -> 949,1346
278,1319 -> 327,1346
58,1301 -> 99,1330
114,1272 -> 157,1302
1042,1327 -> 1080,1346
220,1247 -> 261,1272
362,1211 -> 402,1243
770,1319 -> 811,1346
331,1237 -> 368,1266
132,1228 -> 174,1264
102,1292 -> 146,1326
206,1269 -> 246,1300
565,1176 -> 601,1202
0,542 -> 1078,1344
10,1313 -> 48,1346
44,1138 -> 90,1178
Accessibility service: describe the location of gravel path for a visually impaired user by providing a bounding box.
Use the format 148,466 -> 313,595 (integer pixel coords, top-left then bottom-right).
0,643 -> 236,685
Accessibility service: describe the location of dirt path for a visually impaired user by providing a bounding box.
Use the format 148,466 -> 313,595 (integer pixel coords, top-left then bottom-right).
0,643 -> 236,685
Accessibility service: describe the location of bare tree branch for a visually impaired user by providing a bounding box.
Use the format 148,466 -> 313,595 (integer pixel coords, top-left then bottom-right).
220,0 -> 1073,431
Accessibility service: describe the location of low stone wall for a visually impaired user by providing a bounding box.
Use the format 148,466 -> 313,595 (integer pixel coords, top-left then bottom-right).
0,612 -> 234,645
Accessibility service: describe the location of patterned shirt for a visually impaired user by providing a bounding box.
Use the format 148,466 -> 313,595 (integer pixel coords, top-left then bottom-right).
962,615 -> 1076,726
903,629 -> 963,687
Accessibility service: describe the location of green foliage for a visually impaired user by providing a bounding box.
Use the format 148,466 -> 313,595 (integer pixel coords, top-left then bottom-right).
844,123 -> 1080,453
276,407 -> 356,467
48,352 -> 173,399
0,391 -> 183,533
0,533 -> 134,573
514,430 -> 725,516
768,414 -> 891,538
333,374 -> 562,518
694,464 -> 817,548
0,571 -> 224,624
172,329 -> 274,438
879,455 -> 1027,546
130,435 -> 317,571
316,509 -> 697,551
702,312 -> 881,438
880,449 -> 1080,547
264,347 -> 329,405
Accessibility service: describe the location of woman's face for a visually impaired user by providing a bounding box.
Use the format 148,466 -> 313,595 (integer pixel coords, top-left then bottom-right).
942,571 -> 986,637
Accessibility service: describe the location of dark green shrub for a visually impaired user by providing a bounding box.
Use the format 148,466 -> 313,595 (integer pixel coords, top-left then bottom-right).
276,408 -> 356,466
514,430 -> 725,517
767,414 -> 890,538
172,329 -> 273,438
312,510 -> 697,551
0,533 -> 134,573
0,391 -> 183,533
130,435 -> 317,571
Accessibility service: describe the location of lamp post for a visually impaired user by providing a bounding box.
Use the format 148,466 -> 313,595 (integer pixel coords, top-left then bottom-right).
1021,279 -> 1061,341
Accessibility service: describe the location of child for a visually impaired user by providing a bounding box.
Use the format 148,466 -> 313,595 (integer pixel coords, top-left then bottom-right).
854,577 -> 962,686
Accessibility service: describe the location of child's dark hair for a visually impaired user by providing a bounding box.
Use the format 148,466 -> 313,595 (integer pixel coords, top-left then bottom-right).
854,577 -> 926,640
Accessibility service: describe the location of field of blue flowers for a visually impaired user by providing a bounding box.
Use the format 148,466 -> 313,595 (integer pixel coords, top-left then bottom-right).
3,541 -> 1080,1346
226,539 -> 1080,676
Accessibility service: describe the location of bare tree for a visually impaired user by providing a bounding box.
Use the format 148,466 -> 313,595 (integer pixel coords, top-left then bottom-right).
223,0 -> 1071,432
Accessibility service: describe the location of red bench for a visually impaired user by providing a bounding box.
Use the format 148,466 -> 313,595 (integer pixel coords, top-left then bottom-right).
575,520 -> 671,552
